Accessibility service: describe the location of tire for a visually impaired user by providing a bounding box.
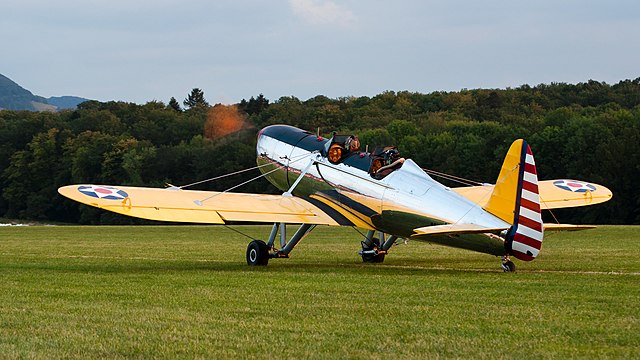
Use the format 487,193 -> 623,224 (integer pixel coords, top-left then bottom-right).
361,237 -> 385,263
363,253 -> 385,263
502,260 -> 516,272
246,240 -> 270,266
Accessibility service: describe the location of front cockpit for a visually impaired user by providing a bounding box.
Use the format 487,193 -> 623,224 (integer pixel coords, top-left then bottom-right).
324,132 -> 361,163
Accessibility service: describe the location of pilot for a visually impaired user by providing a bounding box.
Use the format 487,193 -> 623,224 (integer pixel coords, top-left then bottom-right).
373,148 -> 405,179
328,144 -> 343,163
345,136 -> 360,152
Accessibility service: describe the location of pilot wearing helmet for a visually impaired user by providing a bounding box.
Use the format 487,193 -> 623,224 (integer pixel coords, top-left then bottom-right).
345,136 -> 360,152
371,147 -> 405,179
327,134 -> 361,163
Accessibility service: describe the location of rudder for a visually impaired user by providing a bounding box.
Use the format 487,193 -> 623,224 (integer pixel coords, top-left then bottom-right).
484,140 -> 544,261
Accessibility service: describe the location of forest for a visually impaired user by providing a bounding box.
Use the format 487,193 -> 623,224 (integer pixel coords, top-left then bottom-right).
1,79 -> 639,225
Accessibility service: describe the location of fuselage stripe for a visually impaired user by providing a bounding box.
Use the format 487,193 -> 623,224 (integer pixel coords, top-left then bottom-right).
317,190 -> 378,218
304,197 -> 355,226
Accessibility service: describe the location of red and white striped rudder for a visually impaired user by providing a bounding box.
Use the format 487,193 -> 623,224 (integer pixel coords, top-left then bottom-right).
506,142 -> 544,261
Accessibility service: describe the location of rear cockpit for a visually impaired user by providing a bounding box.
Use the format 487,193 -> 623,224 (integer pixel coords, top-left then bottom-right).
369,147 -> 405,179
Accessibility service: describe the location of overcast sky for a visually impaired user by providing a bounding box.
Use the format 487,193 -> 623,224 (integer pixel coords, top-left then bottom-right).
2,0 -> 639,104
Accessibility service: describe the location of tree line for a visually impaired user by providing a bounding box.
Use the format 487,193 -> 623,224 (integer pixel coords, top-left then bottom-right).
1,80 -> 639,224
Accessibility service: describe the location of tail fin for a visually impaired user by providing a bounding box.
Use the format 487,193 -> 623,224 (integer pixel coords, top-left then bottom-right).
484,140 -> 543,261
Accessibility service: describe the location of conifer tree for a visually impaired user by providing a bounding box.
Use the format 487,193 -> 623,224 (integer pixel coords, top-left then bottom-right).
183,88 -> 209,109
168,97 -> 182,112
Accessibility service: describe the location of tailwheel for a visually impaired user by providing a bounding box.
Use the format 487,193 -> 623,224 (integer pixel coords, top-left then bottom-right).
247,240 -> 270,266
501,256 -> 516,272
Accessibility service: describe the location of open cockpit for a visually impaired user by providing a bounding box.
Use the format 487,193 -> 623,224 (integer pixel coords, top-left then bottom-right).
323,131 -> 405,179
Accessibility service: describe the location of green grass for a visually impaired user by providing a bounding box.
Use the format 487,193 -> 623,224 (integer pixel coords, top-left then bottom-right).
1,225 -> 639,358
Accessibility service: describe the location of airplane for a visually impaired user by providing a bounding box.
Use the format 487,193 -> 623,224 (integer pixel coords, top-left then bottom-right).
58,124 -> 613,271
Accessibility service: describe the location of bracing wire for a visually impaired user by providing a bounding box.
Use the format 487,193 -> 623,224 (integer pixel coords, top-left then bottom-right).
195,167 -> 281,204
178,163 -> 274,189
194,151 -> 317,205
223,224 -> 257,241
445,164 -> 519,227
178,151 -> 316,190
421,167 -> 484,187
350,226 -> 368,239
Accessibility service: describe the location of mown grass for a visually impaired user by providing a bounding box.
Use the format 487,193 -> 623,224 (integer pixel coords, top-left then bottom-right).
1,225 -> 638,358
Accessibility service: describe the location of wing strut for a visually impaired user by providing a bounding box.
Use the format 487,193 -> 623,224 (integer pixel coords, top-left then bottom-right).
284,159 -> 315,197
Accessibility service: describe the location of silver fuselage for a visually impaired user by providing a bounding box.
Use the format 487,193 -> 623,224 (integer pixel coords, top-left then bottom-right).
256,125 -> 510,256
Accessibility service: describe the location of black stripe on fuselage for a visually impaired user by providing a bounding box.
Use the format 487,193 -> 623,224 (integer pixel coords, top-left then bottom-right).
316,189 -> 378,218
303,197 -> 355,226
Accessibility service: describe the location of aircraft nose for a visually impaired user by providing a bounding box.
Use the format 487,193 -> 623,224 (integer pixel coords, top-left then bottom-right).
256,128 -> 267,154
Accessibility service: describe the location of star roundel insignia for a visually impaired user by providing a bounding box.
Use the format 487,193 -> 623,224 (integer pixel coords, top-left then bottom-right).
553,180 -> 596,193
78,185 -> 129,200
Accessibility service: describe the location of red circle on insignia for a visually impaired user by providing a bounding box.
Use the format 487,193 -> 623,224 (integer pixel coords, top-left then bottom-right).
95,188 -> 112,194
567,183 -> 582,187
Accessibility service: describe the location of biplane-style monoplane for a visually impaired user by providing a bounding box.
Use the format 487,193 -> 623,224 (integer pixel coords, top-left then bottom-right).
59,125 -> 612,271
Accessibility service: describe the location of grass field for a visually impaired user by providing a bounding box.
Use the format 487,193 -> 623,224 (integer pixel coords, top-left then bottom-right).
1,225 -> 639,358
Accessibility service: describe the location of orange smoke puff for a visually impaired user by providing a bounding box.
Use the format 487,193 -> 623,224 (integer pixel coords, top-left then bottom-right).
204,104 -> 247,140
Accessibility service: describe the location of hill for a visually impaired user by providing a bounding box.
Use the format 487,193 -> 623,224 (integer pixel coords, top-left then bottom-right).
0,73 -> 89,111
47,96 -> 91,110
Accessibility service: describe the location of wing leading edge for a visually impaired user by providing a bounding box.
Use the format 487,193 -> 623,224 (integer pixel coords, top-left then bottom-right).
58,184 -> 346,225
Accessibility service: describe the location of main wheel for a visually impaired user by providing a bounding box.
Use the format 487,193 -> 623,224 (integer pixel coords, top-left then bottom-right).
361,237 -> 386,263
362,252 -> 386,263
246,240 -> 270,266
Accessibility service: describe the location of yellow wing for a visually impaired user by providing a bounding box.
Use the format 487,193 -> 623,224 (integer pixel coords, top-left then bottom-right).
58,184 -> 347,225
453,179 -> 612,210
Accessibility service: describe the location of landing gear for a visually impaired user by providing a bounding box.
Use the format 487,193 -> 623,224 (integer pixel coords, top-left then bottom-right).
501,256 -> 516,272
359,230 -> 397,263
246,240 -> 270,266
361,237 -> 385,263
245,223 -> 316,266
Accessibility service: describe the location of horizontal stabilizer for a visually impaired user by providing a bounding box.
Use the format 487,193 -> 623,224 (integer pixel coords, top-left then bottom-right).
412,224 -> 508,237
453,179 -> 612,210
543,223 -> 596,231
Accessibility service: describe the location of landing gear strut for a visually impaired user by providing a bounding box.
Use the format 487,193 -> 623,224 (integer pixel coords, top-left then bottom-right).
245,223 -> 316,266
501,255 -> 516,272
359,230 -> 397,263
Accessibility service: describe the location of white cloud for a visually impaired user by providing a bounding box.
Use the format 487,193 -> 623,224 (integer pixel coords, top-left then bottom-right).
289,0 -> 356,27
